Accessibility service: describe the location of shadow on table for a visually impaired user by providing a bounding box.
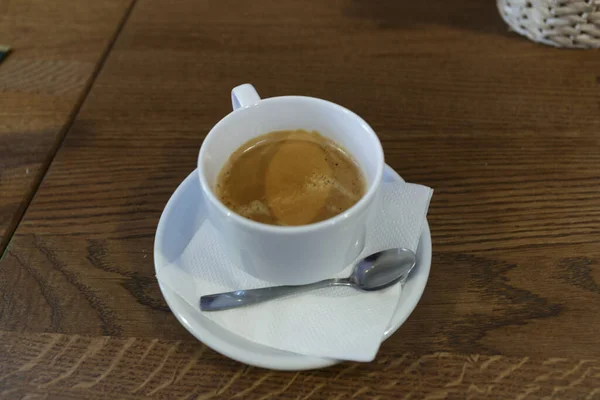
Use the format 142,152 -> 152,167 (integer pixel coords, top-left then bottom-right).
345,0 -> 508,36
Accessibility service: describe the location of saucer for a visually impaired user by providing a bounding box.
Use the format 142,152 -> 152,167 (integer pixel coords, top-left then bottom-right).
154,165 -> 432,370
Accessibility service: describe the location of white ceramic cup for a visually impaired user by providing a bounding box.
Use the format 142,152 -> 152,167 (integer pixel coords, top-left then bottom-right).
198,84 -> 384,285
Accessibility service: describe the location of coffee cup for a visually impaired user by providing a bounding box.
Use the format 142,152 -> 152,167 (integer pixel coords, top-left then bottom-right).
198,84 -> 384,285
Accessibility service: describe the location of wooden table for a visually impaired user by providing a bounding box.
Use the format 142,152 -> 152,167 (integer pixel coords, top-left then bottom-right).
0,0 -> 133,251
1,0 -> 599,398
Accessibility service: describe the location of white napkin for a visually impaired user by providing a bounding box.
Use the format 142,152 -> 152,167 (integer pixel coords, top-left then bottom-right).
157,182 -> 432,362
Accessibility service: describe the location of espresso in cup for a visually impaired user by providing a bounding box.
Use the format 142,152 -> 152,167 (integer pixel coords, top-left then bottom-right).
216,129 -> 366,226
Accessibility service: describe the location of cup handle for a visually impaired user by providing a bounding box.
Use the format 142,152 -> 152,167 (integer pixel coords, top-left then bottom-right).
231,84 -> 261,110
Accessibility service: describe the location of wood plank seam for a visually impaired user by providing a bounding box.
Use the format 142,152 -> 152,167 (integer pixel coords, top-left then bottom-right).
0,0 -> 139,257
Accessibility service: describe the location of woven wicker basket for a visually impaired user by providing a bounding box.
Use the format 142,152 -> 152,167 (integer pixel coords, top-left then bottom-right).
497,0 -> 600,48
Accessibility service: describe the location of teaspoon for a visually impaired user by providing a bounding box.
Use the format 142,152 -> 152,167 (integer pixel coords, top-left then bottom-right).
200,248 -> 417,312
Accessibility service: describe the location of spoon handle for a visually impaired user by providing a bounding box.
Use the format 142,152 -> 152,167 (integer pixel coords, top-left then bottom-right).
200,278 -> 352,311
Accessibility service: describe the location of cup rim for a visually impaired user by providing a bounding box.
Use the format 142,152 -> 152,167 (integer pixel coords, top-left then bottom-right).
197,95 -> 384,234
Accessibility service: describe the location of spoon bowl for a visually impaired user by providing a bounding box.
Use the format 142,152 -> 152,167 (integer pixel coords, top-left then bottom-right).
351,248 -> 417,291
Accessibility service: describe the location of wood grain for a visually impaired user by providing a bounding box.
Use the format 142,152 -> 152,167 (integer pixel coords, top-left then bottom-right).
1,0 -> 600,397
0,332 -> 598,400
0,0 -> 134,250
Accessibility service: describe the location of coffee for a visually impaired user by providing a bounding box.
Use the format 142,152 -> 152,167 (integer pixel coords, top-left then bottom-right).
216,130 -> 366,226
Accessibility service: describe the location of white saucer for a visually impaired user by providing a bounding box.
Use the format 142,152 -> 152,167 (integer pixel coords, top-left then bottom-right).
154,165 -> 432,370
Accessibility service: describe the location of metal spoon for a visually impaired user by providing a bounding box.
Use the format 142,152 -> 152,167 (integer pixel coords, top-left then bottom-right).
200,248 -> 417,312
